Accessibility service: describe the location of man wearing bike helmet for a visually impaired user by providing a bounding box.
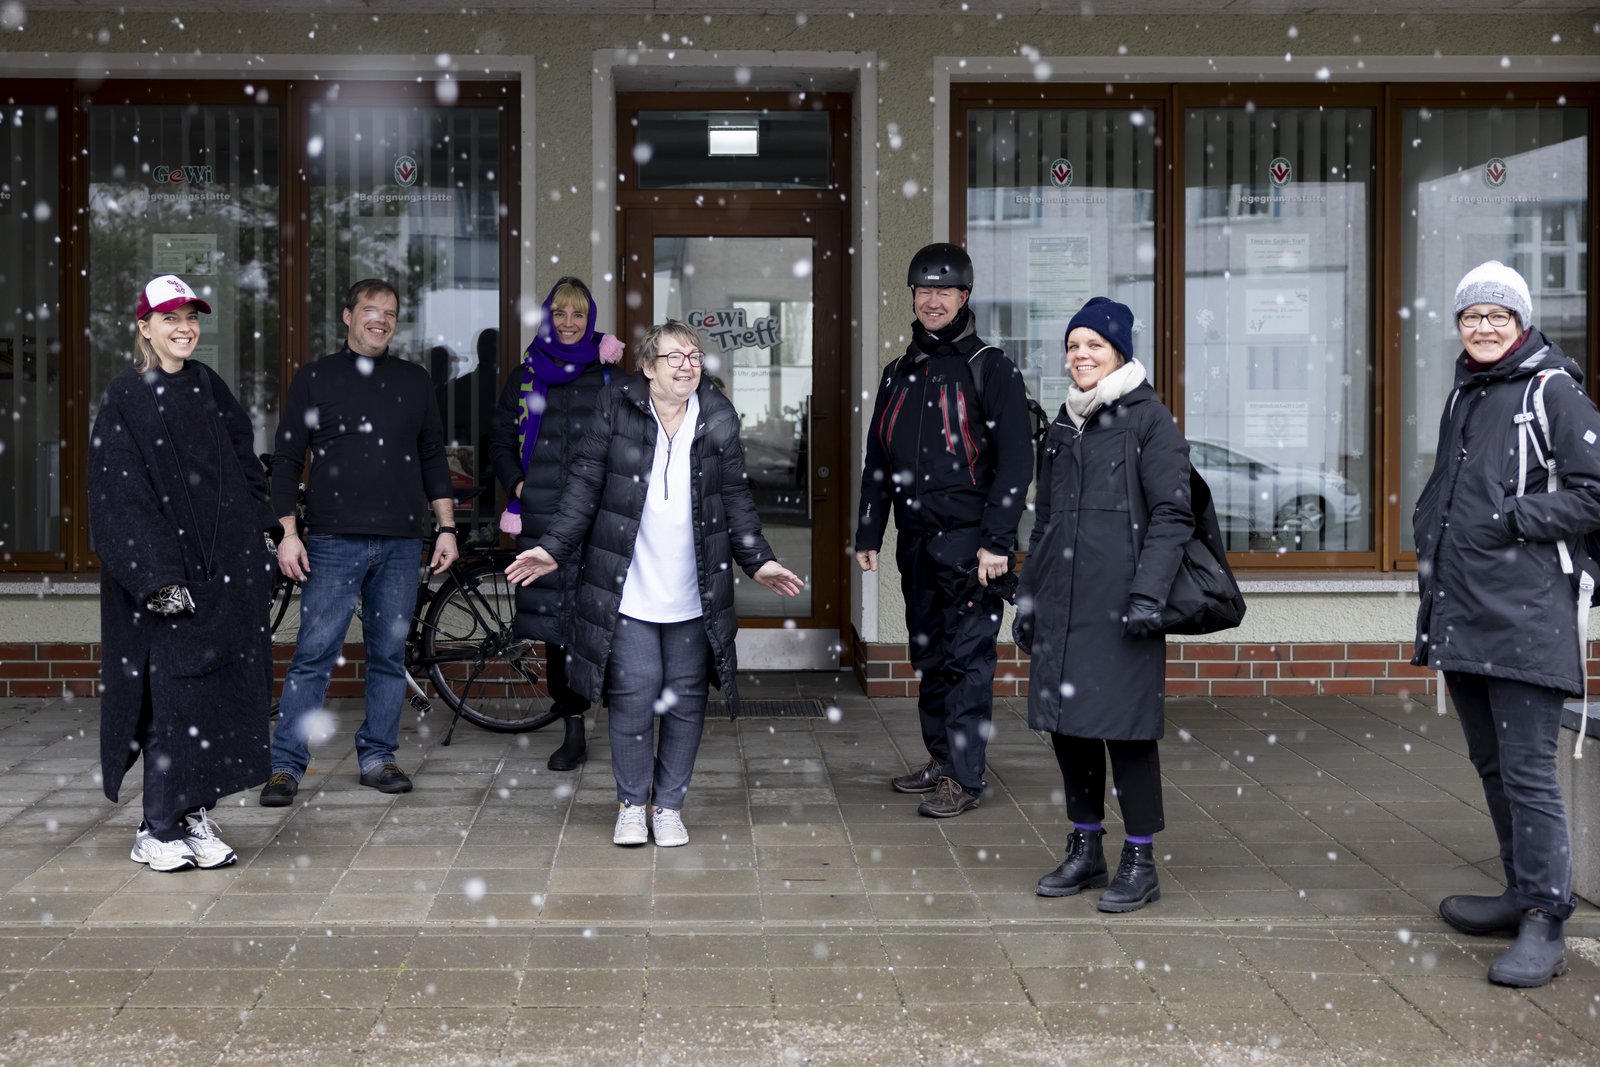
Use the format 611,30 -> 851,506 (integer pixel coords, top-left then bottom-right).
855,243 -> 1035,817
261,279 -> 456,806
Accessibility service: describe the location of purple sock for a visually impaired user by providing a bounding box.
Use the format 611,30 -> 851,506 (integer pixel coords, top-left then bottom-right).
1126,834 -> 1153,845
1074,822 -> 1102,834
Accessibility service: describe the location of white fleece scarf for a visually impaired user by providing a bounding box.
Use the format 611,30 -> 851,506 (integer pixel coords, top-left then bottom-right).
1064,357 -> 1147,428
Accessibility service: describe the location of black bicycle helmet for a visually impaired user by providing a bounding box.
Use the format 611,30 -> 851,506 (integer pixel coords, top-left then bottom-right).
907,242 -> 974,291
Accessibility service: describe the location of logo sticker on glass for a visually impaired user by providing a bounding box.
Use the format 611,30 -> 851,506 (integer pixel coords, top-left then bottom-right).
1268,157 -> 1293,187
1484,156 -> 1508,189
1048,158 -> 1073,187
394,155 -> 419,188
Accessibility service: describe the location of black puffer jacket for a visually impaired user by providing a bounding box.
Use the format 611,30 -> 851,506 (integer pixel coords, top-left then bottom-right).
1016,383 -> 1193,740
1413,330 -> 1600,694
855,317 -> 1035,554
489,359 -> 610,645
536,373 -> 777,714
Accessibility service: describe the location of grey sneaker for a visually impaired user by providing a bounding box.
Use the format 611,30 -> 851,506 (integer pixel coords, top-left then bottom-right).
613,801 -> 648,846
182,808 -> 237,869
651,806 -> 689,847
130,827 -> 197,872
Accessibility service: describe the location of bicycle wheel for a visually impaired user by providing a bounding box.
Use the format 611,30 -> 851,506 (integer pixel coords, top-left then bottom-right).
420,560 -> 562,732
268,571 -> 302,644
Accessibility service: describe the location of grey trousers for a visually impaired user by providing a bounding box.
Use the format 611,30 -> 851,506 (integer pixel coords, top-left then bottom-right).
1445,671 -> 1574,918
606,615 -> 711,810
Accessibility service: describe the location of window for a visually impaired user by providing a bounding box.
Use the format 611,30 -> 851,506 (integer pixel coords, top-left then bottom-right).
959,83 -> 1595,570
1397,103 -> 1590,552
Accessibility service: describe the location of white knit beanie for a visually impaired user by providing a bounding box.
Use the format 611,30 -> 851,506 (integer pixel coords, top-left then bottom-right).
1454,260 -> 1532,327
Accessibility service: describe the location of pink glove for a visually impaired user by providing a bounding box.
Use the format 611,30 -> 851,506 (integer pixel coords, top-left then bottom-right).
599,334 -> 624,364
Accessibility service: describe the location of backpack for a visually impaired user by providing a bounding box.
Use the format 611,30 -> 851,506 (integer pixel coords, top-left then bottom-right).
967,345 -> 1050,487
1515,366 -> 1595,757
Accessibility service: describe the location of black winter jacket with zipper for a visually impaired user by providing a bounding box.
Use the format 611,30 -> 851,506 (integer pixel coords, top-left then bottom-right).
854,321 -> 1035,554
1412,330 -> 1600,695
535,373 -> 777,716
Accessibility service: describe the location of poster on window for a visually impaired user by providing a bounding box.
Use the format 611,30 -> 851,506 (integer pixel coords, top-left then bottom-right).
1244,233 -> 1310,272
152,233 -> 220,276
1027,235 -> 1092,323
1244,399 -> 1311,449
1243,284 -> 1311,337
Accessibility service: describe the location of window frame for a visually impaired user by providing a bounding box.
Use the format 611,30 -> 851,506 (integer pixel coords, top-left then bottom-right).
0,77 -> 520,574
954,80 -> 1600,573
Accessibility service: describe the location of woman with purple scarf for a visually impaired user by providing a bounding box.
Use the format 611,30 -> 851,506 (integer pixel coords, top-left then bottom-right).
489,277 -> 623,770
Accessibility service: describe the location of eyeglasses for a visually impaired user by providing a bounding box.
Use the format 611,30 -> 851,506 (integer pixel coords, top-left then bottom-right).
1459,310 -> 1514,329
661,350 -> 704,368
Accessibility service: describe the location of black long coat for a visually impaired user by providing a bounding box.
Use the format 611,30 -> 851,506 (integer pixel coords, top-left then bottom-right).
1412,331 -> 1600,694
488,359 -> 610,645
1017,383 -> 1193,739
537,373 -> 777,715
88,362 -> 276,805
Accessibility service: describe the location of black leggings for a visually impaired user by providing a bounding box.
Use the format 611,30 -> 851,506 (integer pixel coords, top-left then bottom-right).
1051,733 -> 1165,837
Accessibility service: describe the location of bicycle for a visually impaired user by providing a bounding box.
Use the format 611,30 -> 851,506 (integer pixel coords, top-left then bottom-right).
267,541 -> 565,746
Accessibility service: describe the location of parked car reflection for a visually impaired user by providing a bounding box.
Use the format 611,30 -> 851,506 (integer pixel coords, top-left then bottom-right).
1188,438 -> 1363,548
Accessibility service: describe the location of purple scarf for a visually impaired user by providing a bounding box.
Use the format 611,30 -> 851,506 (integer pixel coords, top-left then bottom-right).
506,281 -> 604,520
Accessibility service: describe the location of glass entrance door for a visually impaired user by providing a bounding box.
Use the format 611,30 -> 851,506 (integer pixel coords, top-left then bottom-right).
621,208 -> 846,668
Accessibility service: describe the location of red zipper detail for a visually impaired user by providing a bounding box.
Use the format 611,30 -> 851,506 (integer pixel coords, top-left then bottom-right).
956,389 -> 978,484
882,387 -> 909,453
940,384 -> 956,456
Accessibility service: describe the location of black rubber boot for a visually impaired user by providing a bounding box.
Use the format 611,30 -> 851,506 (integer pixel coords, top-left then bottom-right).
547,714 -> 587,771
1096,841 -> 1160,913
1036,830 -> 1109,898
1487,910 -> 1568,988
1440,887 -> 1521,936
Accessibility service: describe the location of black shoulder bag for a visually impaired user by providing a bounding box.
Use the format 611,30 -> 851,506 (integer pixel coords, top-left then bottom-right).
1124,430 -> 1246,636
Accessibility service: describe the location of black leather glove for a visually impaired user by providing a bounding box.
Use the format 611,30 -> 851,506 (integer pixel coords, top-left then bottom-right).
1012,610 -> 1035,654
1122,594 -> 1164,638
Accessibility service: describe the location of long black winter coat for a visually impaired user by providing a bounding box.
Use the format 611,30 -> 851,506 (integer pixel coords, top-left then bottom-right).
537,374 -> 777,714
1017,383 -> 1193,739
1412,331 -> 1600,695
855,320 -> 1035,554
89,362 -> 276,805
489,359 -> 610,645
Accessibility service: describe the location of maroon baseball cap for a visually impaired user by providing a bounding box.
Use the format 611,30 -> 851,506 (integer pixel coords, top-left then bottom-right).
136,275 -> 212,319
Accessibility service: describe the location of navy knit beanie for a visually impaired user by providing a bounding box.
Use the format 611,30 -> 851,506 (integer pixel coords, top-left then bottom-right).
1065,297 -> 1134,360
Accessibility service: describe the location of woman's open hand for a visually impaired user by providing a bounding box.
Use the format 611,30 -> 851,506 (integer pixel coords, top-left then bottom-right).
753,560 -> 804,597
506,546 -> 559,586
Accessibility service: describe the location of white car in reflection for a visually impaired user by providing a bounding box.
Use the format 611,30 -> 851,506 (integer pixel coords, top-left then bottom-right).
1188,439 -> 1363,545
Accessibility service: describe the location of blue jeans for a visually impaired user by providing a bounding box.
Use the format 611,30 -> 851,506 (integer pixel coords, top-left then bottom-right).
271,535 -> 420,778
606,615 -> 711,810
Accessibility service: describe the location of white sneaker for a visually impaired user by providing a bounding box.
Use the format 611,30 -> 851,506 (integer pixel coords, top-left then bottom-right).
182,808 -> 237,869
652,806 -> 689,847
613,801 -> 649,846
130,827 -> 196,872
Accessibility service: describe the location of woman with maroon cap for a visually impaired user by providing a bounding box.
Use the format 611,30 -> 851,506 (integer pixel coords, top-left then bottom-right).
88,275 -> 276,872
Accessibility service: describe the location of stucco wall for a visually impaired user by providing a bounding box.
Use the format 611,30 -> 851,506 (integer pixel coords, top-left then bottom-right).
2,11 -> 1596,646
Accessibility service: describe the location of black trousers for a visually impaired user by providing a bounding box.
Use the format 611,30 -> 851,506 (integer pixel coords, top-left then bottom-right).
897,527 -> 1003,796
1051,733 -> 1165,837
546,643 -> 591,717
1445,671 -> 1573,918
135,679 -> 193,842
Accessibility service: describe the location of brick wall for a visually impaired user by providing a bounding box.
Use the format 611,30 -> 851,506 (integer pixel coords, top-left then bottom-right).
2,643 -> 382,700
850,631 -> 1600,700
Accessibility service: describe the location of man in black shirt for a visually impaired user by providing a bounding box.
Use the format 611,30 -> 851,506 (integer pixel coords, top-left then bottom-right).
261,279 -> 457,806
855,244 -> 1034,818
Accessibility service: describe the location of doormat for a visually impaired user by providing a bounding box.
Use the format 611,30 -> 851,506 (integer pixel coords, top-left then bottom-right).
712,698 -> 826,718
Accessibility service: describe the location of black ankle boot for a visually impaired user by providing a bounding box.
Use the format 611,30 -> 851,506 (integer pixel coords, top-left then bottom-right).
1036,830 -> 1108,898
1097,841 -> 1160,913
1487,909 -> 1568,988
1440,887 -> 1521,936
547,714 -> 587,771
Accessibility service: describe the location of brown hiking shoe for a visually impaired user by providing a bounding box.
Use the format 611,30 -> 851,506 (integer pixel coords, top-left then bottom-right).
917,776 -> 980,818
891,758 -> 943,794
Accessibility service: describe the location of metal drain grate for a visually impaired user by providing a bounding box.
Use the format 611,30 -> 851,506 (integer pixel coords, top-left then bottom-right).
713,698 -> 827,718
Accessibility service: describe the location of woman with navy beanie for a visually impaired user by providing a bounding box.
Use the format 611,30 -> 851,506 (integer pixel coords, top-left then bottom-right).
1014,296 -> 1193,913
489,277 -> 623,770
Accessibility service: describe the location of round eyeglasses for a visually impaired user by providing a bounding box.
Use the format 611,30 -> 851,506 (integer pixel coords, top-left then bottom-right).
662,350 -> 704,368
1458,310 -> 1514,329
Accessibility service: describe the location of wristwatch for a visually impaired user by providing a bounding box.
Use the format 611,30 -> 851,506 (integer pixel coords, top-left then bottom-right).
435,526 -> 458,537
